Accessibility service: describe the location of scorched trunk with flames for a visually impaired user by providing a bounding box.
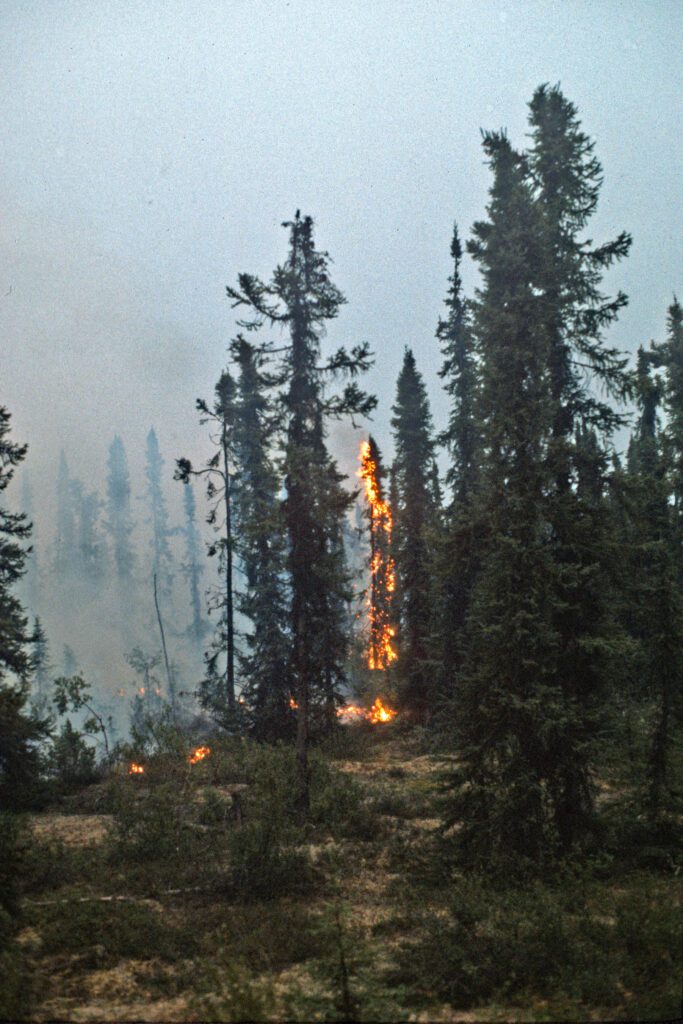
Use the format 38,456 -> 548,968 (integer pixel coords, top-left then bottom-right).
359,437 -> 398,671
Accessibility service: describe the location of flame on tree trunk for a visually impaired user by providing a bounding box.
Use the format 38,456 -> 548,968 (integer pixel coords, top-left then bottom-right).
359,438 -> 397,670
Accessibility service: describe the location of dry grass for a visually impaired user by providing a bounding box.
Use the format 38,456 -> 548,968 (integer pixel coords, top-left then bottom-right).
29,813 -> 112,847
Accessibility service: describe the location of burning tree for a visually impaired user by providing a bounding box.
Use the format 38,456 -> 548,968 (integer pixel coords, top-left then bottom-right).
359,437 -> 397,671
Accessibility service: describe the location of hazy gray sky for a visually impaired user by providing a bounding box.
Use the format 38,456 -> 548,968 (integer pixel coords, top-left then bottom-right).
2,0 -> 681,529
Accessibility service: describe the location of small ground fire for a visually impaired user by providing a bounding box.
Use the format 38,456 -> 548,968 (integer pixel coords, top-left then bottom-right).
188,745 -> 211,764
337,697 -> 397,724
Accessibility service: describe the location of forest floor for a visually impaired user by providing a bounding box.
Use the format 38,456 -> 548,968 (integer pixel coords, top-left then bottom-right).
16,725 -> 682,1023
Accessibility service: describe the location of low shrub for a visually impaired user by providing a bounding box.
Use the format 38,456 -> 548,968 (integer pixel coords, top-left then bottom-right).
48,719 -> 99,793
191,958 -> 277,1022
309,754 -> 377,840
226,818 -> 313,900
390,873 -> 682,1019
318,726 -> 376,762
108,780 -> 192,862
31,898 -> 200,963
206,902 -> 323,971
370,782 -> 421,819
0,814 -> 35,1019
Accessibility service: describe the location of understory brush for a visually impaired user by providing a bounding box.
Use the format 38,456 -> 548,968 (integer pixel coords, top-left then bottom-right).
26,899 -> 201,965
390,871 -> 681,1020
104,739 -> 375,902
0,813 -> 33,1020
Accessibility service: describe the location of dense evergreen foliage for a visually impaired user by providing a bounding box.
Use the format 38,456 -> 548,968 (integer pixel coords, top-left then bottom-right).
232,336 -> 291,742
227,212 -> 375,809
390,349 -> 439,722
0,407 -> 48,808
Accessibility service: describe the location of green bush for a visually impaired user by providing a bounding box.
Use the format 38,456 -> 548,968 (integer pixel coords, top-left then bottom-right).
370,782 -> 420,819
318,726 -> 375,762
0,814 -> 33,1020
49,719 -> 98,792
390,874 -> 682,1019
32,899 -> 200,963
108,779 -> 209,867
233,741 -> 375,839
309,754 -> 377,840
191,958 -> 277,1022
206,902 -> 323,971
226,818 -> 312,900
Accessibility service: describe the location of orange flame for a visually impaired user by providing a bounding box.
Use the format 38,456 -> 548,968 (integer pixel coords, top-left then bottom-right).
289,697 -> 298,710
367,697 -> 397,724
336,703 -> 366,722
128,762 -> 145,775
336,698 -> 397,724
189,745 -> 211,764
359,440 -> 397,670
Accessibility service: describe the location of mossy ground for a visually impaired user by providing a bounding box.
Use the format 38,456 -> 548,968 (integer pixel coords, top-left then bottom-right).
7,726 -> 681,1022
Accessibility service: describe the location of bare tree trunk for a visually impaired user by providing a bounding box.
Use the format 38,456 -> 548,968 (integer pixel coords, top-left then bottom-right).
154,572 -> 176,716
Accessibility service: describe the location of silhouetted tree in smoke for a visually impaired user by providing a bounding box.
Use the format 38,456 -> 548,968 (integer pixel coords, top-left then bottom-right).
71,480 -> 105,586
176,371 -> 239,720
105,435 -> 136,583
31,617 -> 51,710
62,645 -> 78,678
144,427 -> 174,597
54,451 -> 76,578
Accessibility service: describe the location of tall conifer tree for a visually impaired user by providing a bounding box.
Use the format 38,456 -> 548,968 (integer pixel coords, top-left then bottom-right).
434,224 -> 479,702
528,83 -> 632,849
391,348 -> 439,722
657,298 -> 683,579
628,336 -> 682,820
232,336 -> 291,740
448,89 -> 634,864
55,451 -> 76,577
0,405 -> 48,807
144,428 -> 174,596
105,436 -> 135,582
177,370 -> 239,717
227,212 -> 375,812
448,133 -> 557,865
